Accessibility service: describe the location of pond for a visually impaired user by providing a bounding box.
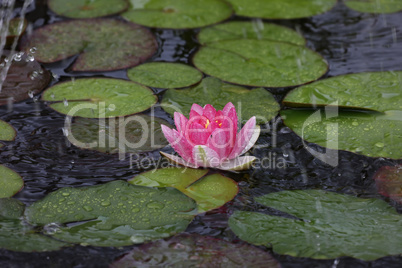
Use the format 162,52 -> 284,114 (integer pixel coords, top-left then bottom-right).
1,0 -> 402,267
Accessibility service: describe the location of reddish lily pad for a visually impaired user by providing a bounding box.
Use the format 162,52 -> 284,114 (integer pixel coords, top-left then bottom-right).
67,115 -> 171,153
48,0 -> 129,18
6,18 -> 27,48
110,234 -> 280,268
374,165 -> 402,204
122,0 -> 233,29
1,51 -> 50,105
20,19 -> 157,72
129,168 -> 239,213
0,165 -> 23,198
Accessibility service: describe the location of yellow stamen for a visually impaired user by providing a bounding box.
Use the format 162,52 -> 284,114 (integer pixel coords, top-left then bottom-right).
205,119 -> 210,129
219,123 -> 222,127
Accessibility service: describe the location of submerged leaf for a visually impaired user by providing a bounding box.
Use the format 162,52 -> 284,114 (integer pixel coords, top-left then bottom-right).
229,190 -> 402,261
193,39 -> 328,88
374,165 -> 402,204
110,234 -> 280,268
20,19 -> 157,72
122,0 -> 232,29
25,181 -> 196,247
161,77 -> 280,124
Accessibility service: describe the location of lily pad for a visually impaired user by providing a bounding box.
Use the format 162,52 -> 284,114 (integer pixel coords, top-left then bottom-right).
198,21 -> 306,46
42,78 -> 157,118
110,234 -> 280,268
20,18 -> 157,72
282,71 -> 402,159
122,0 -> 233,29
229,190 -> 402,261
225,0 -> 337,19
6,18 -> 27,48
127,62 -> 203,89
374,165 -> 402,204
48,0 -> 129,18
345,0 -> 402,14
129,168 -> 238,213
1,51 -> 50,105
67,115 -> 171,154
161,77 -> 280,124
193,39 -> 328,88
0,120 -> 16,142
25,180 -> 196,247
0,199 -> 68,252
0,165 -> 23,198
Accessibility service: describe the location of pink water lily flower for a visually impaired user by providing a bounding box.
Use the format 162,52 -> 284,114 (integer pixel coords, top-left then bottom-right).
161,102 -> 260,171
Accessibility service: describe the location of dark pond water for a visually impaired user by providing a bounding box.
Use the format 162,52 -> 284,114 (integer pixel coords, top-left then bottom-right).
1,0 -> 402,267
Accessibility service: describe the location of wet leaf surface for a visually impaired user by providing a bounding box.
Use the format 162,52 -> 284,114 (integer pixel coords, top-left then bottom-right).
1,51 -> 50,105
0,199 -> 68,252
130,168 -> 238,213
198,21 -> 306,46
42,78 -> 157,118
226,0 -> 337,19
229,190 -> 402,261
282,72 -> 402,159
20,19 -> 157,72
374,165 -> 402,204
193,39 -> 328,88
110,233 -> 280,268
122,0 -> 233,29
67,114 -> 171,154
25,180 -> 196,247
48,0 -> 129,18
127,62 -> 203,89
345,0 -> 402,14
0,165 -> 23,198
161,77 -> 280,124
6,18 -> 27,48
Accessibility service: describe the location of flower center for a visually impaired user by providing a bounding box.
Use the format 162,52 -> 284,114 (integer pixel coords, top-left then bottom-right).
205,119 -> 210,129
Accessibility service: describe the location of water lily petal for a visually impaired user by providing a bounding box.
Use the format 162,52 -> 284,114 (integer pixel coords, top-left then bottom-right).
186,122 -> 210,145
218,156 -> 257,171
174,112 -> 188,133
207,117 -> 235,159
202,104 -> 217,121
161,125 -> 193,162
222,102 -> 235,116
160,152 -> 199,169
192,145 -> 220,168
190,103 -> 203,118
228,117 -> 260,159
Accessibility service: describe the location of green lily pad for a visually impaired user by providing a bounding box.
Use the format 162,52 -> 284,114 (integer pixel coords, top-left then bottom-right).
127,62 -> 203,89
48,0 -> 129,18
1,51 -> 51,105
374,165 -> 402,204
225,0 -> 337,19
0,165 -> 23,198
198,21 -> 306,46
129,168 -> 238,213
0,120 -> 16,142
25,180 -> 196,247
122,0 -> 233,29
110,234 -> 280,268
67,115 -> 171,154
0,198 -> 25,220
229,190 -> 402,261
161,77 -> 280,124
20,18 -> 157,72
193,39 -> 328,88
0,198 -> 68,252
345,0 -> 402,14
6,18 -> 27,48
42,78 -> 157,118
282,71 -> 402,159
